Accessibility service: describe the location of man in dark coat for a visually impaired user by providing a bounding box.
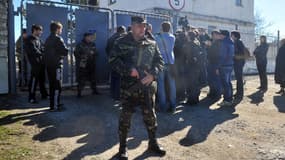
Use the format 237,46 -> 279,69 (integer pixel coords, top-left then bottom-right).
254,36 -> 269,92
231,31 -> 246,101
198,28 -> 211,86
275,39 -> 285,95
24,24 -> 48,103
44,21 -> 68,111
145,23 -> 155,40
16,29 -> 28,87
105,26 -> 126,56
207,30 -> 222,99
217,30 -> 235,107
174,29 -> 187,102
106,26 -> 126,101
74,32 -> 99,97
109,16 -> 165,160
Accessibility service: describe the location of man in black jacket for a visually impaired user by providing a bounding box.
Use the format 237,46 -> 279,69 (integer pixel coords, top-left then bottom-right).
207,30 -> 222,99
231,31 -> 246,101
24,25 -> 48,103
44,21 -> 68,111
16,29 -> 28,88
106,26 -> 126,101
254,36 -> 269,92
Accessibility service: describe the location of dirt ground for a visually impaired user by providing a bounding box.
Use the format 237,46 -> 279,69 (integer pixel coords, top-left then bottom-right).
0,75 -> 285,160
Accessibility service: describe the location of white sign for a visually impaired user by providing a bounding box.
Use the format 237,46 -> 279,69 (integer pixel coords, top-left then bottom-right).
169,0 -> 185,11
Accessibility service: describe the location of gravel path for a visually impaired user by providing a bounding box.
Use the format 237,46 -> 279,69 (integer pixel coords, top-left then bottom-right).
1,75 -> 285,160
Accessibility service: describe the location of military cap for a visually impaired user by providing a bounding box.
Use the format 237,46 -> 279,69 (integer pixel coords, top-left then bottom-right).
131,16 -> 147,24
84,29 -> 96,37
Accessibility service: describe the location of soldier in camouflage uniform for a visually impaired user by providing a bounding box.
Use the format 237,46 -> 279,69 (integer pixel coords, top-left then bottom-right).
182,31 -> 204,105
109,16 -> 166,160
74,32 -> 99,97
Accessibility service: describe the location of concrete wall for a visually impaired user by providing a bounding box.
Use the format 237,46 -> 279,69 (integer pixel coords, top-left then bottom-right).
101,0 -> 254,23
190,0 -> 254,23
101,0 -> 255,51
101,0 -> 260,74
0,1 -> 9,94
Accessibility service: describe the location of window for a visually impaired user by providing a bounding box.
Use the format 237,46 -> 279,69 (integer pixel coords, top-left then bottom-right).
109,0 -> 116,5
88,0 -> 98,6
236,0 -> 242,6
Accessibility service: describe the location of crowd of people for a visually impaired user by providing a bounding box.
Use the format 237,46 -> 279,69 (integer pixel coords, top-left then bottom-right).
16,16 -> 285,160
107,19 -> 284,113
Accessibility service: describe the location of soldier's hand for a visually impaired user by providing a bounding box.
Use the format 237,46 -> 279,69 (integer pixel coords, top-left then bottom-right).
130,68 -> 140,79
141,71 -> 154,86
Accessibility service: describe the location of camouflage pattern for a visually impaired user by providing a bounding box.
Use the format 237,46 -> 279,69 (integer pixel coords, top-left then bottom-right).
74,40 -> 98,91
182,35 -> 203,104
109,32 -> 164,138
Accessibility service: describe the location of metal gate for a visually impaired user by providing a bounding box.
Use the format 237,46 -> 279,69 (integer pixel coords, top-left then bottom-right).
74,8 -> 111,84
114,9 -> 170,34
25,1 -> 113,86
26,3 -> 69,83
18,1 -> 170,88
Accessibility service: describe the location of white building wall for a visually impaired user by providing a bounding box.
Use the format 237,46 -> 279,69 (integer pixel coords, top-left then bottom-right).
101,0 -> 254,23
190,0 -> 254,22
0,0 -> 9,94
101,0 -> 258,73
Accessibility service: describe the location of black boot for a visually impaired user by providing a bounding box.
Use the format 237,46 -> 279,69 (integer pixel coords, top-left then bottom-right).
148,139 -> 166,156
148,131 -> 166,156
118,133 -> 128,160
49,99 -> 56,112
118,145 -> 128,160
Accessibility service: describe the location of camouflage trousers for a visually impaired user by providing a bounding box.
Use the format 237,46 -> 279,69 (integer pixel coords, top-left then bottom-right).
77,66 -> 97,91
118,92 -> 157,141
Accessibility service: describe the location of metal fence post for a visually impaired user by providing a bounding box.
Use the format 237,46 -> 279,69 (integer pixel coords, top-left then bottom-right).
277,30 -> 280,51
8,0 -> 16,94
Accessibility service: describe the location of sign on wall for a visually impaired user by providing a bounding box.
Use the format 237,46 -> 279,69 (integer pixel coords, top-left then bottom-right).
169,0 -> 185,11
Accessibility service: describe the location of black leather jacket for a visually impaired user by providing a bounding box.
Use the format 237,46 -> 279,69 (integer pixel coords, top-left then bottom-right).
44,33 -> 68,68
24,35 -> 44,66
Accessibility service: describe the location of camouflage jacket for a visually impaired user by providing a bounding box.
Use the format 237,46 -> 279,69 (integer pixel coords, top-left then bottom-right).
182,38 -> 203,67
109,33 -> 164,92
74,40 -> 97,68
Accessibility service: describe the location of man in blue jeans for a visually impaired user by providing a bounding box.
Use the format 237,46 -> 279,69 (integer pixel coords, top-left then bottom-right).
155,21 -> 176,113
207,30 -> 223,100
218,30 -> 234,106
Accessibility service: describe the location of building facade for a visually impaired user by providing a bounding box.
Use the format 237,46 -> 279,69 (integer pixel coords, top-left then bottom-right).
100,0 -> 255,51
0,0 -> 9,94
